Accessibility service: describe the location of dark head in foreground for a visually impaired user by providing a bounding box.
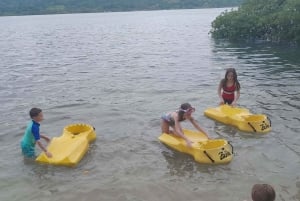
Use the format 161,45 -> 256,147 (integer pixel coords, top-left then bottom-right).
252,184 -> 276,201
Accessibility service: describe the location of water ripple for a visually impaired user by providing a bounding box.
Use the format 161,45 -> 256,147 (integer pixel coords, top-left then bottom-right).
0,8 -> 299,201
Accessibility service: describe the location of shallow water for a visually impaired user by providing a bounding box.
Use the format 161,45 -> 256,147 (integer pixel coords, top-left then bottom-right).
0,8 -> 299,201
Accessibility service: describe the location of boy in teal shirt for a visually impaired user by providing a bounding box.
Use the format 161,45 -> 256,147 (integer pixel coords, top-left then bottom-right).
21,108 -> 52,158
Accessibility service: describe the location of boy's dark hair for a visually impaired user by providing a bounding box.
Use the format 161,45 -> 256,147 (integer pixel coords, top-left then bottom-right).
252,184 -> 276,201
29,108 -> 42,118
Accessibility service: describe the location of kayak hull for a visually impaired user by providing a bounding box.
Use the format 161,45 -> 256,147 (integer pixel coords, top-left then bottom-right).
36,123 -> 96,167
159,129 -> 233,164
204,105 -> 271,133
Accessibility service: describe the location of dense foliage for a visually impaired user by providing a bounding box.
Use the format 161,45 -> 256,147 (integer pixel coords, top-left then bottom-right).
211,0 -> 300,45
0,0 -> 244,16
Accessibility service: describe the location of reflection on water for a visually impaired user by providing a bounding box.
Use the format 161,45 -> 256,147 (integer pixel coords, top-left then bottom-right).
214,122 -> 239,137
160,145 -> 234,184
161,149 -> 197,177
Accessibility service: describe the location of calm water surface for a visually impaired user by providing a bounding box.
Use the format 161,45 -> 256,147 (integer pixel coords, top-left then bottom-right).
0,8 -> 299,201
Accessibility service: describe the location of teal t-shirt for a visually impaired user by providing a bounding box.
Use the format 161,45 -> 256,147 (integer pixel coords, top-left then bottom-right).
20,120 -> 41,157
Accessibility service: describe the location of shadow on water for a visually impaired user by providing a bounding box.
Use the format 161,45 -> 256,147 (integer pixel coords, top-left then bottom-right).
160,144 -> 232,179
213,122 -> 239,138
21,142 -> 98,181
161,148 -> 199,177
213,121 -> 269,140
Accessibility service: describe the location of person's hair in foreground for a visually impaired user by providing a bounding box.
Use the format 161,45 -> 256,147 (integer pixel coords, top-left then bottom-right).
252,184 -> 276,201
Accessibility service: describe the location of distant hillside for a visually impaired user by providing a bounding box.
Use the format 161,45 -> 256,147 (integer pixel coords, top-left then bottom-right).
0,0 -> 244,16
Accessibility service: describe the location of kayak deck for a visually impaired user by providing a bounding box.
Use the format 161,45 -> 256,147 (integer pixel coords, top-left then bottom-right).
159,129 -> 233,164
36,123 -> 96,166
204,105 -> 271,133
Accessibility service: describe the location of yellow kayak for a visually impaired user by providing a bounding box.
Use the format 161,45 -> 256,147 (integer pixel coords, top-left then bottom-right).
158,129 -> 233,164
36,123 -> 96,166
204,105 -> 271,133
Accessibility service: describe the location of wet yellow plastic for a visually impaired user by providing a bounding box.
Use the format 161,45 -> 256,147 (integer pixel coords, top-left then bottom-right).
204,105 -> 271,133
158,129 -> 233,164
36,123 -> 96,167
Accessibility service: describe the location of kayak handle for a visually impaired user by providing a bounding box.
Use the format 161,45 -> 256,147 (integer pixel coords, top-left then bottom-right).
248,122 -> 257,132
228,141 -> 234,155
203,150 -> 215,163
267,116 -> 272,127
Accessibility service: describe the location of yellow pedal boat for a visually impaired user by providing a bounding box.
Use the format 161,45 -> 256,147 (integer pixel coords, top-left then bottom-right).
204,105 -> 271,133
158,129 -> 233,164
36,123 -> 96,167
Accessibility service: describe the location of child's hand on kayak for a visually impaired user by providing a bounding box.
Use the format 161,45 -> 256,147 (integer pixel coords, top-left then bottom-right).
45,151 -> 52,158
186,140 -> 193,147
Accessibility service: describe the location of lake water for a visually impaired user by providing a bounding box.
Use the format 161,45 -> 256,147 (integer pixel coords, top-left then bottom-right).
0,8 -> 299,201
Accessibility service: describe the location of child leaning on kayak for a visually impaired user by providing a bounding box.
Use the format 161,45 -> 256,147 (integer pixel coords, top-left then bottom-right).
20,108 -> 52,158
161,103 -> 210,147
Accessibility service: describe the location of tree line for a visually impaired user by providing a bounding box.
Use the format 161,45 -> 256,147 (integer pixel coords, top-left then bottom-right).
210,0 -> 300,45
0,0 -> 244,16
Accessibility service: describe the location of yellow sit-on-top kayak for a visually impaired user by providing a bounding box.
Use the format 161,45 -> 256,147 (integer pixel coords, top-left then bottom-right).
36,123 -> 96,166
158,129 -> 233,164
204,104 -> 271,133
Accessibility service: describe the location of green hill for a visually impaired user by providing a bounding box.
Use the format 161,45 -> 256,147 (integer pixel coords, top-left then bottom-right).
0,0 -> 244,16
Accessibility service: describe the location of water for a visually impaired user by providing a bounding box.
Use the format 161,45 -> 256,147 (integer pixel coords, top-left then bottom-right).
0,8 -> 299,201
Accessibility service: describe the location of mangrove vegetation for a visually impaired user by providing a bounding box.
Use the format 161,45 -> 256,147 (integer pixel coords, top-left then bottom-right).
211,0 -> 300,45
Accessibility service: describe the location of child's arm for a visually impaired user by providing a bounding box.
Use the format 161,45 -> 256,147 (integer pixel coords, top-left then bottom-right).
36,138 -> 52,158
173,117 -> 193,147
189,117 -> 210,139
232,90 -> 240,106
218,80 -> 224,104
40,134 -> 51,143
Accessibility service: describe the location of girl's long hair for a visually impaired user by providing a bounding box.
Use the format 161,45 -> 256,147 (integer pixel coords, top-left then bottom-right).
221,68 -> 240,91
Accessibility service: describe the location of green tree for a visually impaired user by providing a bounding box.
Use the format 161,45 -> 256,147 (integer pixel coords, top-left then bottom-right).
211,0 -> 300,45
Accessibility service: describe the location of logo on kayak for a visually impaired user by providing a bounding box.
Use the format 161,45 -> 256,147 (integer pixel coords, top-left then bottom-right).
218,148 -> 231,160
260,121 -> 270,131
